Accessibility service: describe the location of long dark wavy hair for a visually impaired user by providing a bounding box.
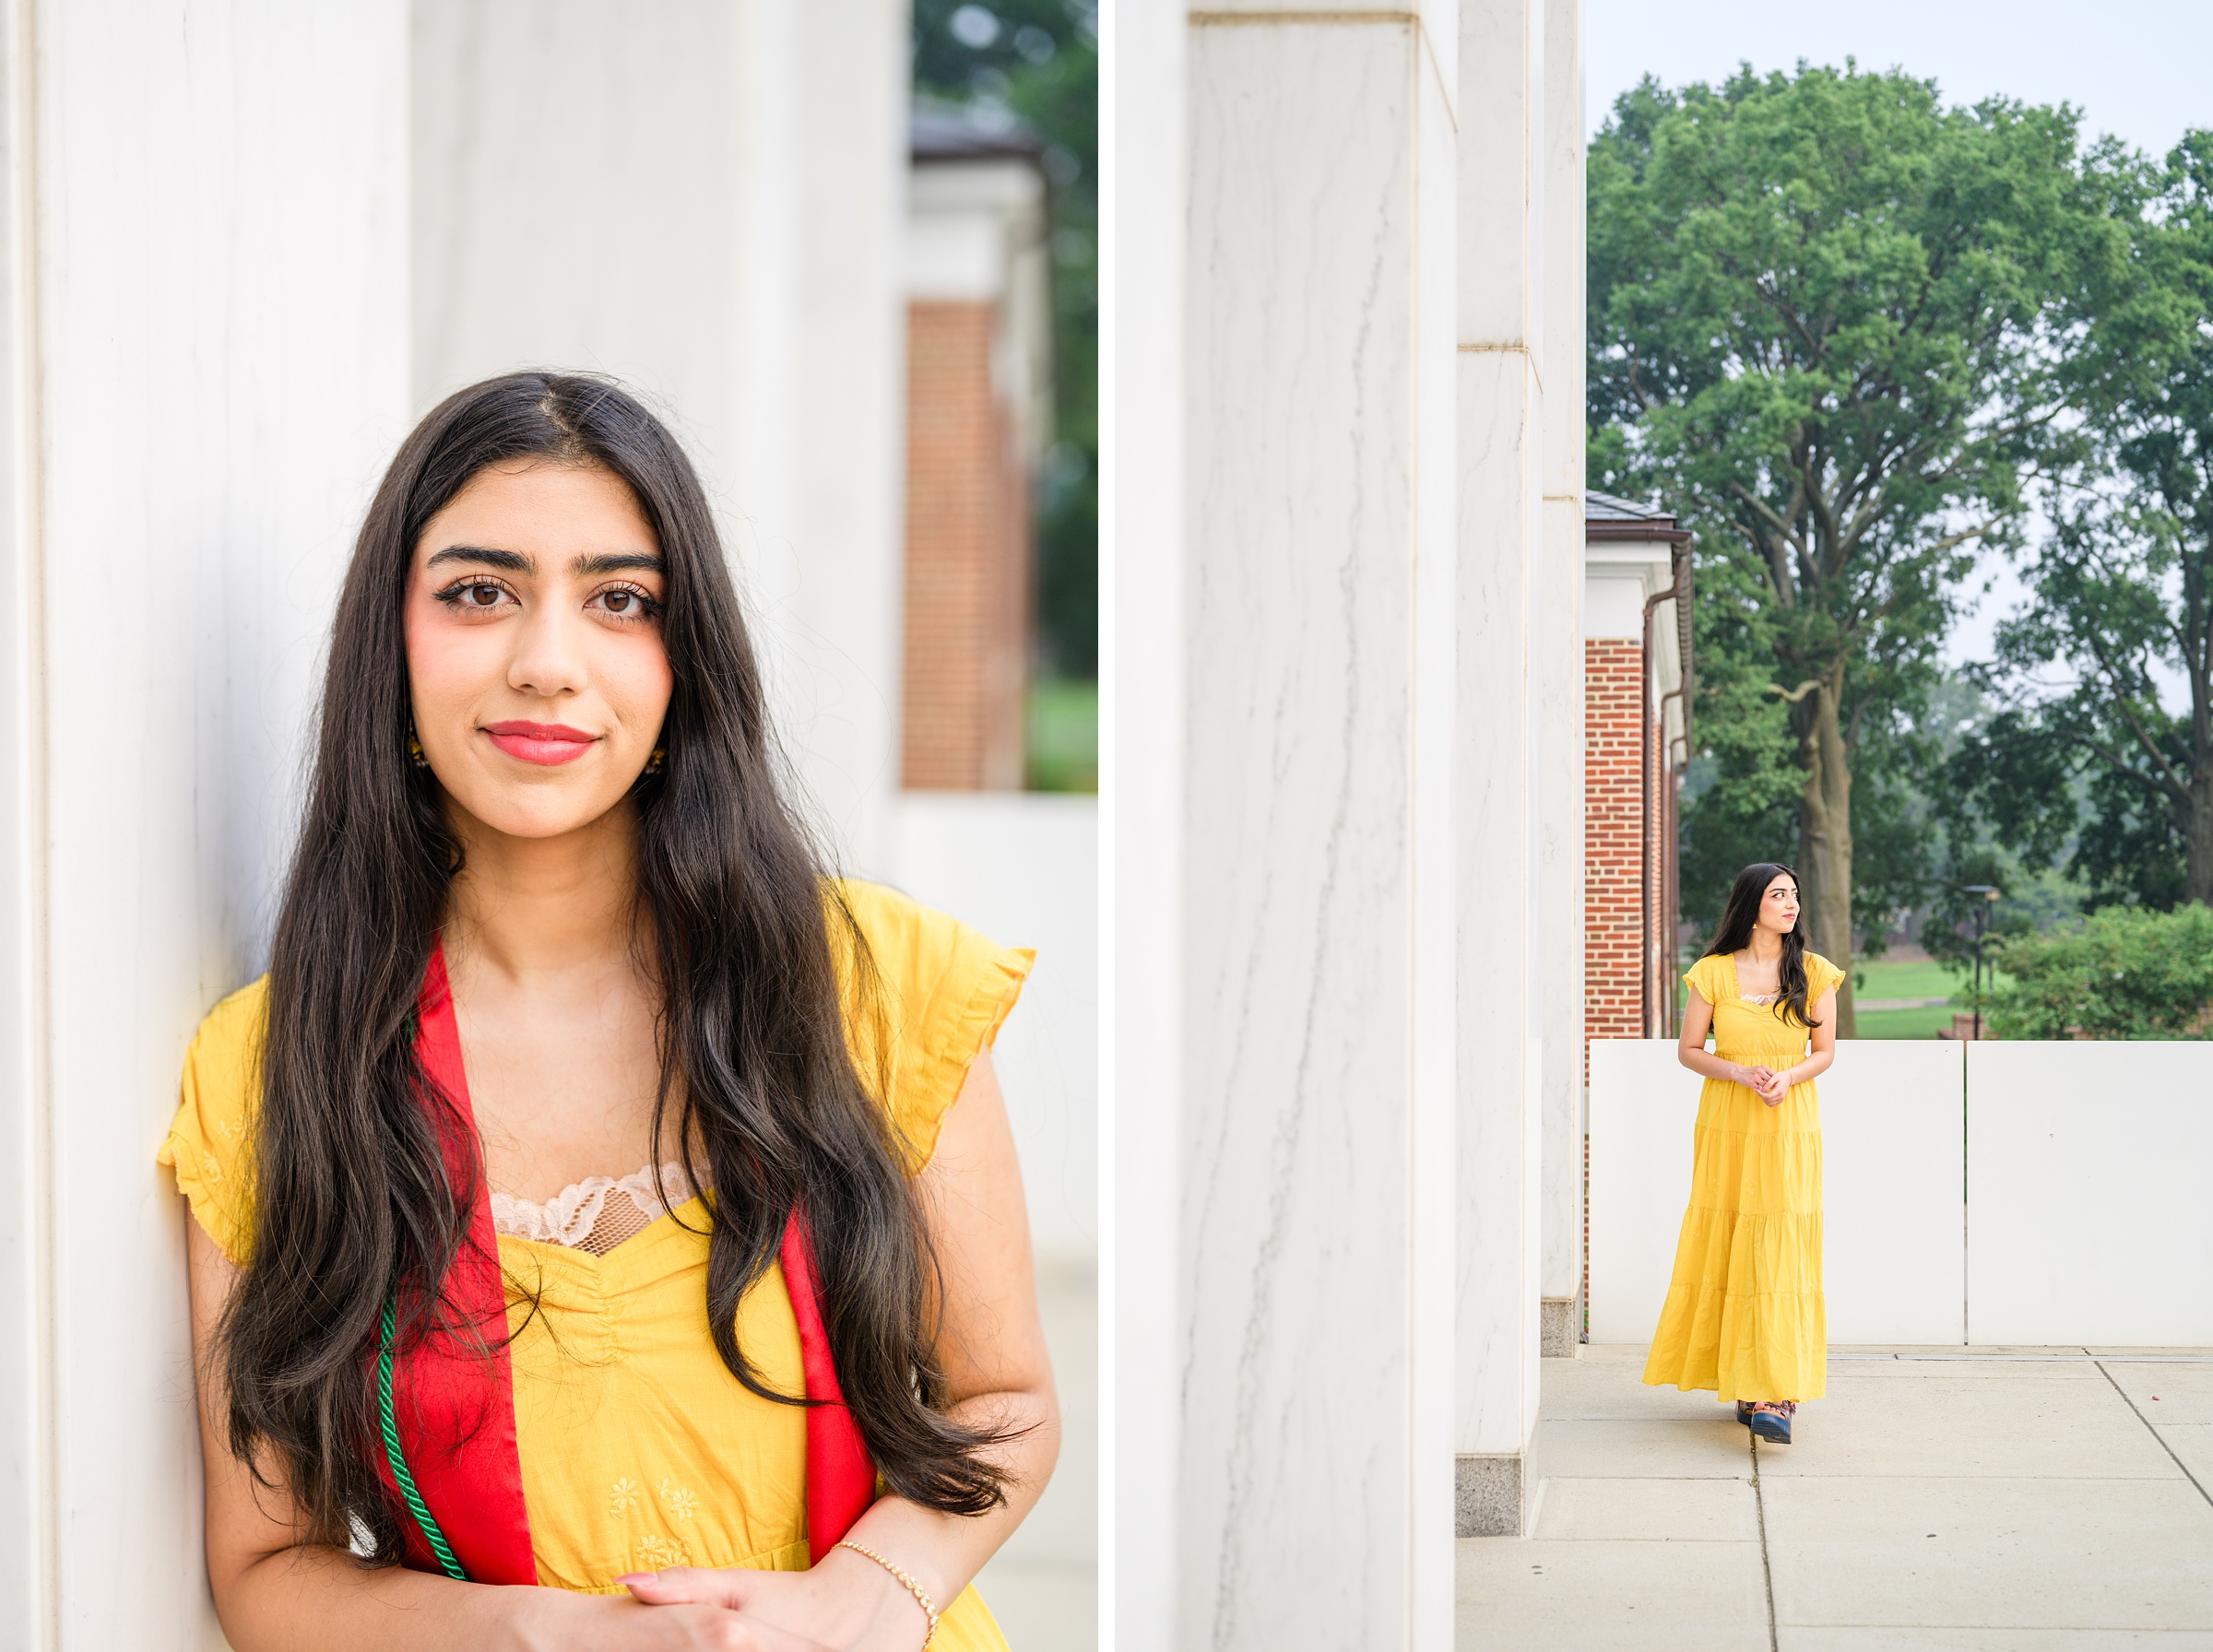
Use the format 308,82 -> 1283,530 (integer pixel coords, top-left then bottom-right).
1704,861 -> 1821,1029
218,372 -> 1009,1563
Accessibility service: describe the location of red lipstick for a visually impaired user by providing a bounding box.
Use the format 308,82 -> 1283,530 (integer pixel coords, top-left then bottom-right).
482,720 -> 597,766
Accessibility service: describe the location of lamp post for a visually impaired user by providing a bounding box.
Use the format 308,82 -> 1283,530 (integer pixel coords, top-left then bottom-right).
1961,884 -> 2001,1039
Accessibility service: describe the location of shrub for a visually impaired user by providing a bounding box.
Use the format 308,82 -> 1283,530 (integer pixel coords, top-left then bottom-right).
1982,903 -> 2213,1039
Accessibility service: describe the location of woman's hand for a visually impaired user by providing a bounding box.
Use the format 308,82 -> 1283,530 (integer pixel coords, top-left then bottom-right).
1736,1062 -> 1775,1092
1753,1066 -> 1792,1106
549,1594 -> 837,1652
618,1552 -> 927,1652
527,1590 -> 838,1652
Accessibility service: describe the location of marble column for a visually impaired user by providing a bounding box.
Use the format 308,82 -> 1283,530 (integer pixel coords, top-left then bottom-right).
411,0 -> 909,874
0,4 -> 408,1646
1105,0 -> 1188,1646
1129,4 -> 1462,1646
1537,0 -> 1589,1355
1453,0 -> 1549,1537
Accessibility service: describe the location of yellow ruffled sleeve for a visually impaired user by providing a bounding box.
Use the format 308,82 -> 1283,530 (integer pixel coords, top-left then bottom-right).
1682,953 -> 1726,1006
155,976 -> 270,1263
832,880 -> 1034,1174
1804,952 -> 1845,1005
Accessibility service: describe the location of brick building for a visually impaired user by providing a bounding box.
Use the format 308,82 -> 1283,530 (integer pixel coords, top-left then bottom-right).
1584,492 -> 1692,1046
901,106 -> 1052,791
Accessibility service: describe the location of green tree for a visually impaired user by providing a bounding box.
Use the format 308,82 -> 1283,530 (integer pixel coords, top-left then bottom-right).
1889,676 -> 2087,967
914,0 -> 1098,678
1951,134 -> 2213,907
1983,902 -> 2213,1039
1591,64 -> 2128,1032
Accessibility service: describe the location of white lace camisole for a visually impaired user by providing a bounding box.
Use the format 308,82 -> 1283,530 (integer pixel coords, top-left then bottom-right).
489,1161 -> 698,1257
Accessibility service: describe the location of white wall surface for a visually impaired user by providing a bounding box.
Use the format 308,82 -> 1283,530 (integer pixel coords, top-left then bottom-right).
1967,1042 -> 2213,1346
1583,560 -> 1663,639
1103,0 -> 1186,1641
1456,0 -> 1546,1469
1585,1041 -> 1689,1344
889,793 -> 1097,1266
891,793 -> 1097,1647
908,159 -> 1042,300
1823,1040 -> 1966,1343
1589,1039 -> 1967,1344
0,5 -> 409,1646
412,0 -> 909,875
1592,1037 -> 2213,1350
1537,0 -> 1589,1317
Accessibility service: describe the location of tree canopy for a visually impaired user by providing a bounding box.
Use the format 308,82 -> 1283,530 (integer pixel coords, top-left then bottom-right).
1949,132 -> 2213,911
1590,62 -> 2134,1029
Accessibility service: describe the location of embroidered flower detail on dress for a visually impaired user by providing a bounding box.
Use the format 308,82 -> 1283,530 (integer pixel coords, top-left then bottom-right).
658,1478 -> 699,1521
609,1478 -> 643,1516
635,1534 -> 690,1569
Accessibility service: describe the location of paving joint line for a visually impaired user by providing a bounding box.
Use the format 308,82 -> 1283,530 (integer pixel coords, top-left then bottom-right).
1749,1434 -> 1778,1652
1830,1352 -> 2213,1363
2092,1354 -> 2213,1509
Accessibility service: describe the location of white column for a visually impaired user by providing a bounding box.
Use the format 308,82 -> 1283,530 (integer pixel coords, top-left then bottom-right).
731,0 -> 908,876
411,0 -> 908,875
1104,0 -> 1186,1644
1538,0 -> 1589,1351
1161,7 -> 1459,1646
1454,0 -> 1547,1536
0,4 -> 408,1646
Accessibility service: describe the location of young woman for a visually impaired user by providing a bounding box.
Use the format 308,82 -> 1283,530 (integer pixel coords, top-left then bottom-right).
1642,862 -> 1840,1446
160,373 -> 1058,1649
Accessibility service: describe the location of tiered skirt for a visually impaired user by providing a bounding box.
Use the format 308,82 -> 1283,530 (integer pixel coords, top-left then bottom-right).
1641,1080 -> 1827,1403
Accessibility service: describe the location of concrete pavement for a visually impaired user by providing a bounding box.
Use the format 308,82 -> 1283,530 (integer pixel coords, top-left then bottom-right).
1459,1345 -> 2213,1647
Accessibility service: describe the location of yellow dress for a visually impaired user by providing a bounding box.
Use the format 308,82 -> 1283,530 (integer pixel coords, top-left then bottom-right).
160,880 -> 1031,1646
1641,950 -> 1842,1405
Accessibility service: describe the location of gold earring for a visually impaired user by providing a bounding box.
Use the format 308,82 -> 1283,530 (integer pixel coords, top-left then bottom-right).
408,726 -> 429,769
645,745 -> 667,774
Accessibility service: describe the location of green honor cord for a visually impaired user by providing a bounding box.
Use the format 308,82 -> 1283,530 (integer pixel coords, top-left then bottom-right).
378,1296 -> 469,1580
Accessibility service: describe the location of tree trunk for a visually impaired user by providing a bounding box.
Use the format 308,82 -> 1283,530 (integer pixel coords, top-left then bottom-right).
2188,761 -> 2213,908
1794,674 -> 1856,1036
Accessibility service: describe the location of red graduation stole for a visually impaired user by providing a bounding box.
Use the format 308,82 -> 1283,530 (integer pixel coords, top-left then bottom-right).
373,942 -> 878,1583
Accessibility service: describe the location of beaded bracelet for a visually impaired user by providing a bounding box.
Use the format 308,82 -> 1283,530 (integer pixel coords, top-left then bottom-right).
837,1539 -> 941,1649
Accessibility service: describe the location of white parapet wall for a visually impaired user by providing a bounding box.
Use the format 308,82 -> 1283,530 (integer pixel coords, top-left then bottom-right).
1590,1036 -> 2213,1349
1588,1039 -> 1967,1346
888,791 -> 1098,1267
1966,1041 -> 2213,1346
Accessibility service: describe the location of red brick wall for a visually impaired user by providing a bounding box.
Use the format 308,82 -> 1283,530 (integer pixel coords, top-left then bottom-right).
902,300 -> 1029,790
1586,638 -> 1647,1059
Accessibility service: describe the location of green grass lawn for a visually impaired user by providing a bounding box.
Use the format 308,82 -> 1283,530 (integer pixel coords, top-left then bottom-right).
1850,956 -> 2008,1039
1852,1000 -> 1962,1039
1025,677 -> 1097,793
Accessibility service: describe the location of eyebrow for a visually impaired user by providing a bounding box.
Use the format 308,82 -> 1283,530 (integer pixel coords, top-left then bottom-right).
574,551 -> 666,576
425,546 -> 666,576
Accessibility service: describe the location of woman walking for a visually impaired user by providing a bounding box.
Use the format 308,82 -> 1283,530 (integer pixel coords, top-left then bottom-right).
1643,863 -> 1840,1445
161,373 -> 1055,1648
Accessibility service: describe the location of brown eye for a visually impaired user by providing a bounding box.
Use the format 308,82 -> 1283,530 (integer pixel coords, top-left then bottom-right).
466,584 -> 502,607
591,586 -> 657,620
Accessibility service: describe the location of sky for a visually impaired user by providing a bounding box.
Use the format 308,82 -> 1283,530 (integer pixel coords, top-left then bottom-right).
1585,0 -> 2213,673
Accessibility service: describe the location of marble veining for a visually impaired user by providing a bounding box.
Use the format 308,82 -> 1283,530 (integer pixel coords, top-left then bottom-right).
1183,18 -> 1454,1647
29,6 -> 410,1646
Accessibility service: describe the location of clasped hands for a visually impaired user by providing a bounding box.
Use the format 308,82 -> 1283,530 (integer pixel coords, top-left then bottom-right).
1737,1063 -> 1791,1106
590,1551 -> 931,1652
